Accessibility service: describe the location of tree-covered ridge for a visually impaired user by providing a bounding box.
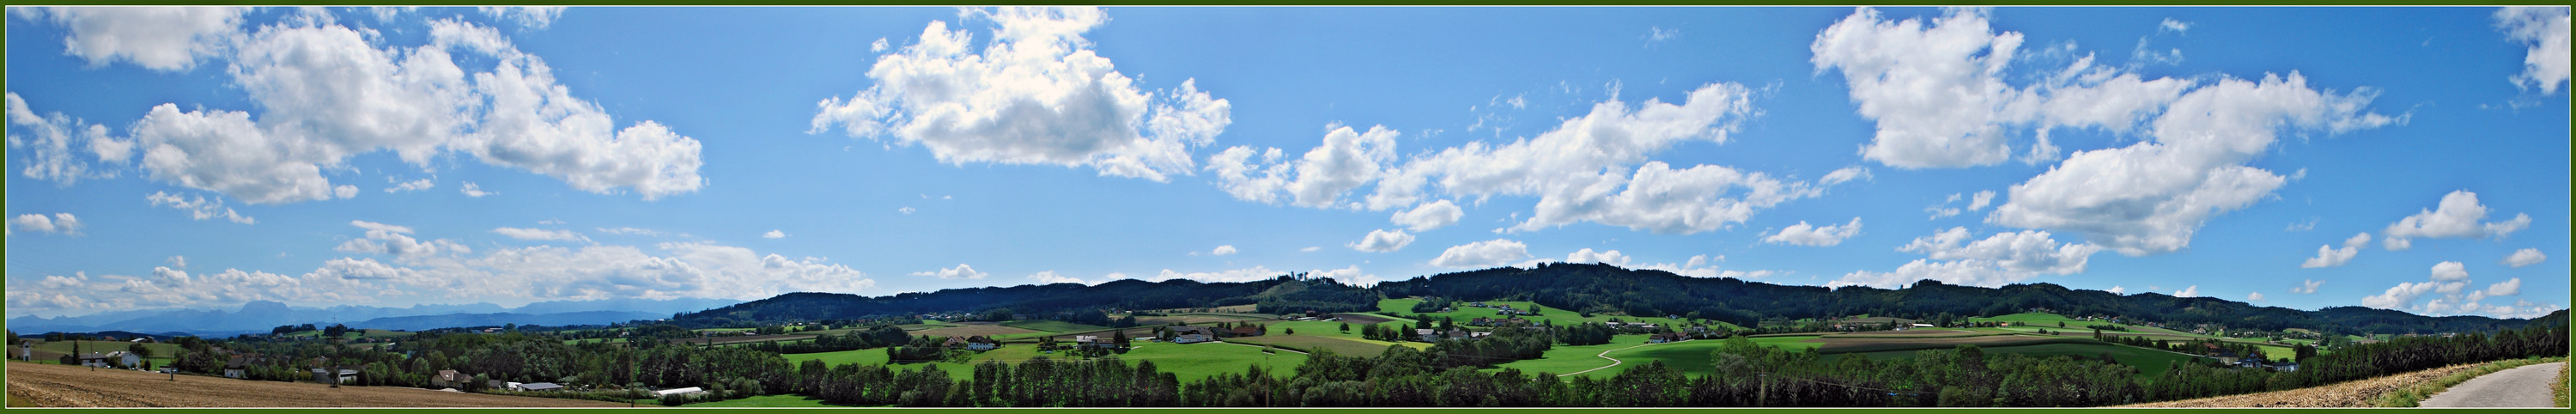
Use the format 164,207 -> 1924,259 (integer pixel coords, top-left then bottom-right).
677,276 -> 1337,326
1376,263 -> 2541,337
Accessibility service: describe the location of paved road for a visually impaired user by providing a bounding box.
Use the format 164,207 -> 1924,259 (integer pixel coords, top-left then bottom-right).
1558,339 -> 1688,377
2419,362 -> 2565,407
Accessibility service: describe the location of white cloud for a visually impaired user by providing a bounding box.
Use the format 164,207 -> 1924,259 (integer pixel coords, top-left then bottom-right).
1146,265 -> 1286,283
2159,18 -> 2192,34
811,7 -> 1230,182
596,227 -> 661,236
2174,285 -> 2199,297
167,255 -> 187,269
2107,285 -> 2125,295
6,93 -> 127,186
146,191 -> 254,224
2486,277 -> 2523,296
2497,7 -> 2572,94
459,182 -> 495,198
386,178 -> 435,193
493,227 -> 586,242
333,185 -> 358,199
1026,271 -> 1093,285
2246,291 -> 2263,301
1819,166 -> 1871,186
869,37 -> 889,52
1298,247 -> 1321,253
1832,227 -> 2102,289
110,20 -> 702,205
1348,228 -> 1415,253
2301,232 -> 2371,268
13,6 -> 248,71
762,230 -> 787,239
897,207 -> 915,215
1208,125 -> 1400,209
1765,217 -> 1863,247
1968,190 -> 1996,210
2293,279 -> 2324,295
1391,199 -> 1464,232
477,6 -> 564,28
1561,248 -> 1632,267
334,220 -> 467,259
1429,238 -> 1531,268
1379,83 -> 1781,234
1646,26 -> 1679,42
1211,245 -> 1237,256
8,213 -> 82,235
912,264 -> 988,279
2504,248 -> 2547,267
2382,191 -> 2532,250
2431,261 -> 2470,282
1992,72 -> 2395,256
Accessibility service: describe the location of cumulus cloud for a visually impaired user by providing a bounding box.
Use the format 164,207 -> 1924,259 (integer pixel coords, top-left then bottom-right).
146,191 -> 254,224
1208,125 -> 1400,208
2159,18 -> 2192,34
386,178 -> 435,193
1348,228 -> 1416,253
2293,279 -> 2323,294
1025,271 -> 1093,285
762,230 -> 787,239
1819,166 -> 1870,186
1209,245 -> 1237,256
2107,285 -> 2125,295
12,6 -> 248,71
2382,191 -> 2532,250
1992,72 -> 2396,256
1391,199 -> 1464,232
1968,190 -> 1996,210
1831,227 -> 2102,289
459,182 -> 495,198
83,19 -> 702,205
2362,260 -> 2537,317
2504,248 -> 2547,267
2497,7 -> 2572,94
6,93 -> 128,186
477,6 -> 564,28
912,264 -> 988,279
2300,232 -> 2370,268
493,227 -> 586,242
1765,217 -> 1863,247
8,213 -> 82,235
2173,285 -> 2198,297
2246,291 -> 2263,301
812,7 -> 1230,182
1430,239 -> 1531,268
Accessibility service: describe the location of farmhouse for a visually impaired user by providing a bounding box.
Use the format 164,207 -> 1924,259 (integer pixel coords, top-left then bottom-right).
966,336 -> 999,350
1173,333 -> 1212,344
1417,329 -> 1440,342
1169,326 -> 1217,338
1074,335 -> 1111,348
338,368 -> 361,384
224,356 -> 251,379
516,382 -> 565,392
432,369 -> 469,388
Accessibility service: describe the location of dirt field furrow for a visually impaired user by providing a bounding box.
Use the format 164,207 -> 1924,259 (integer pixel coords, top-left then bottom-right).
5,362 -> 630,407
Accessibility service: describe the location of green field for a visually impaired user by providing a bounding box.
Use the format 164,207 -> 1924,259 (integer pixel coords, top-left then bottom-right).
1376,298 -> 1735,332
1222,335 -> 1404,356
683,394 -> 836,407
1485,334 -> 1654,377
1747,335 -> 1826,352
999,320 -> 1110,333
25,339 -> 181,368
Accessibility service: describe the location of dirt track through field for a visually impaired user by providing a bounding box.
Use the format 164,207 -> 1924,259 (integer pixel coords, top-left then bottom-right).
5,362 -> 629,407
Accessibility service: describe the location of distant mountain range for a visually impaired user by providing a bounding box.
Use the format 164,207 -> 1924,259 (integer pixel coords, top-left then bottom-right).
5,297 -> 741,337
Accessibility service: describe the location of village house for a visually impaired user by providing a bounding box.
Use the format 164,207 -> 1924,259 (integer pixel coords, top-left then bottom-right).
337,368 -> 361,385
1074,335 -> 1114,348
966,336 -> 999,350
1173,333 -> 1212,344
224,356 -> 252,379
515,382 -> 564,392
432,369 -> 469,389
943,337 -> 970,348
1417,329 -> 1440,343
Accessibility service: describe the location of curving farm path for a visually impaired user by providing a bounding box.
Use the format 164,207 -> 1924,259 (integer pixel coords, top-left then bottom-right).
2418,362 -> 2565,407
1558,339 -> 1684,377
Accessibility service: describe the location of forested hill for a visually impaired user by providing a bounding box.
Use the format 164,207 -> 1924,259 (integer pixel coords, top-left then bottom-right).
1373,262 -> 2552,336
673,275 -> 1371,326
680,262 -> 2550,336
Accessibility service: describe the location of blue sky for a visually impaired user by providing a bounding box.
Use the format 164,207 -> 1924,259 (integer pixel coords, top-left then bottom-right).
5,6 -> 2567,320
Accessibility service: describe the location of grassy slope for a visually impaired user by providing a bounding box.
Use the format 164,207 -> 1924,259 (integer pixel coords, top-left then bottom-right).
683,394 -> 837,407
781,341 -> 1303,384
1377,298 -> 1719,330
1485,333 -> 1653,377
998,320 -> 1109,333
1851,342 -> 2209,380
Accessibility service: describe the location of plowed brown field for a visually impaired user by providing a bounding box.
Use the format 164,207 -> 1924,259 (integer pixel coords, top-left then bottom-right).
5,362 -> 629,407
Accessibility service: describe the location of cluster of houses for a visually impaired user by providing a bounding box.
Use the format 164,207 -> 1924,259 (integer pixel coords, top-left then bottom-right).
1461,302 -> 1532,316
75,351 -> 143,368
939,336 -> 1002,350
1163,325 -> 1262,344
1416,328 -> 1492,342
